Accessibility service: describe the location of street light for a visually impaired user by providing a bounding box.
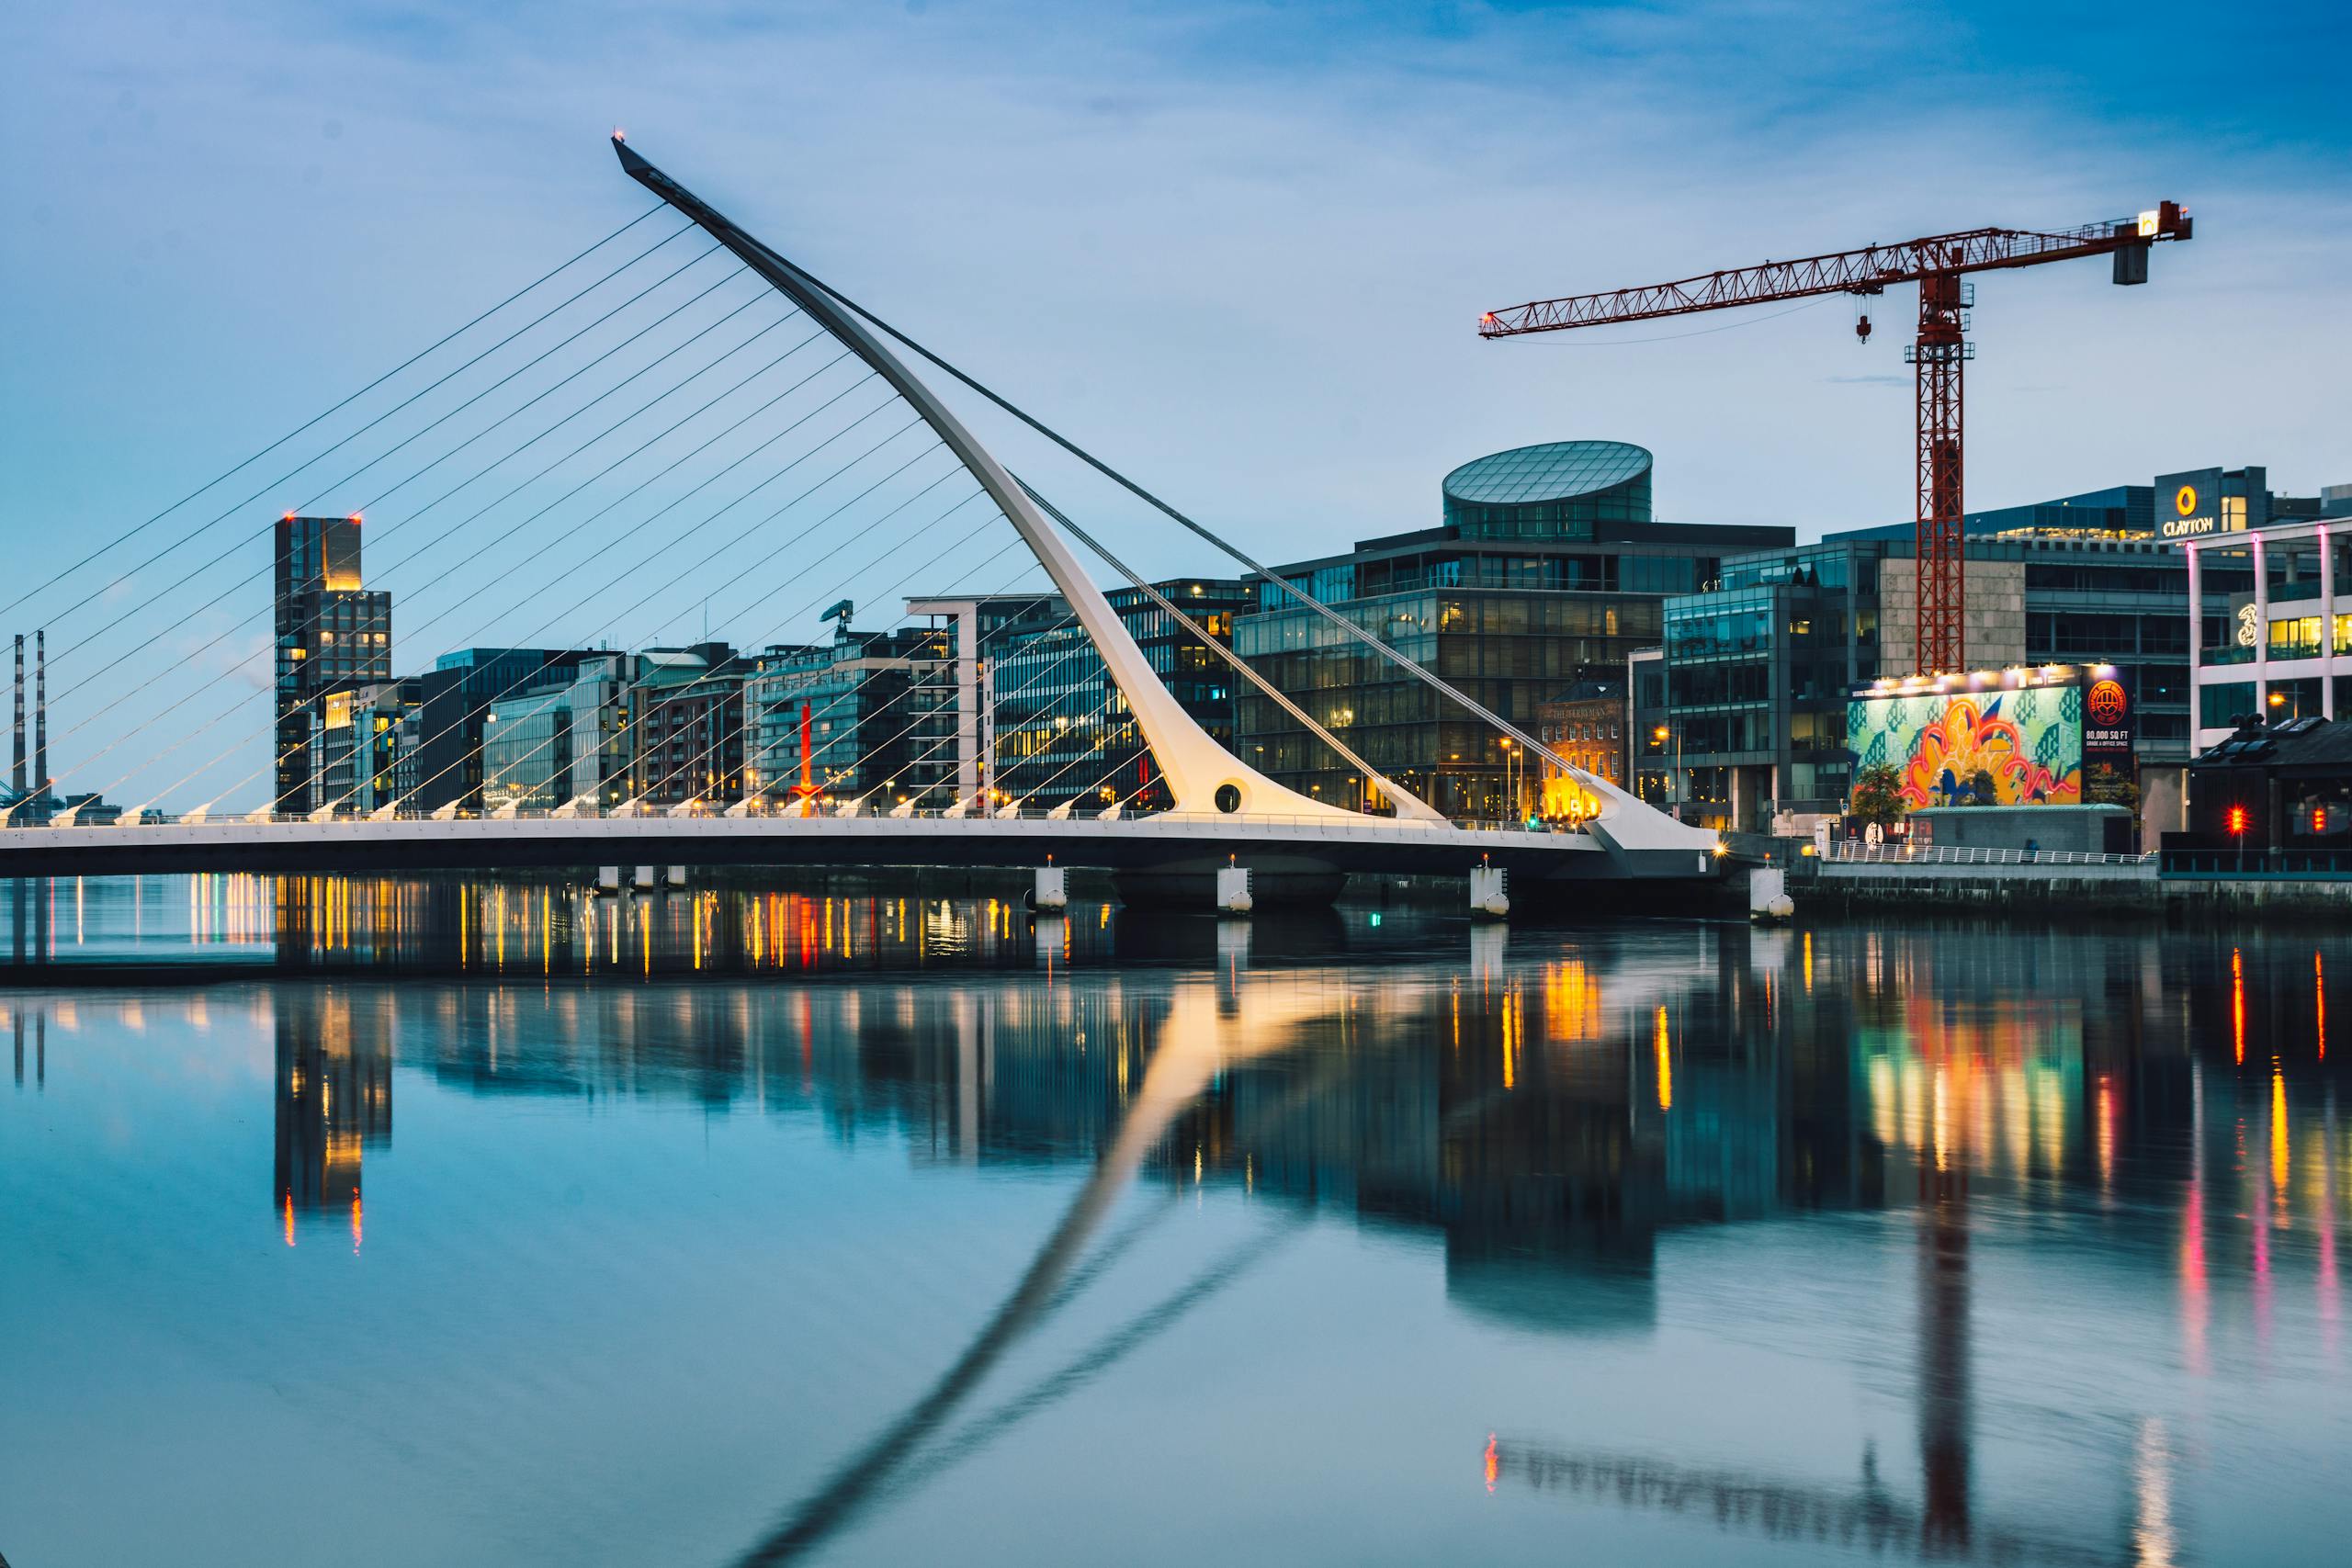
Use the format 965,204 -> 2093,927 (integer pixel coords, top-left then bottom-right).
1652,723 -> 1683,819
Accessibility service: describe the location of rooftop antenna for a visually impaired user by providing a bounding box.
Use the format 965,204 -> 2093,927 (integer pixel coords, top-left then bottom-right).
35,629 -> 48,804
11,634 -> 23,795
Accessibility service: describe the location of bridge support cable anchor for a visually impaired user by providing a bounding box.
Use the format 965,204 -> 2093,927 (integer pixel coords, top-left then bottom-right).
612,137 -> 1351,826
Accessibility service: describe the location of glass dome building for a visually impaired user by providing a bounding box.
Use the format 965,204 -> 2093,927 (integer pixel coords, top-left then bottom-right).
1233,439 -> 1792,820
1442,441 -> 1654,539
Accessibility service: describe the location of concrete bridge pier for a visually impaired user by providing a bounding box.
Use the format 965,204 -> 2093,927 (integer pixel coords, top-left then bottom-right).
1470,864 -> 1510,919
1110,853 -> 1343,910
1032,865 -> 1068,912
596,865 -> 621,896
632,864 -> 658,893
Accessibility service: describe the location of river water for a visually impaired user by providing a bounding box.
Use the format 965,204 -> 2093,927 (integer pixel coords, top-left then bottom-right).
1,874 -> 2346,1565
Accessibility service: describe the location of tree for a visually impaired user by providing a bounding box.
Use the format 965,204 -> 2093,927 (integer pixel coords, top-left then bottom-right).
1849,762 -> 1905,830
2086,768 -> 2141,815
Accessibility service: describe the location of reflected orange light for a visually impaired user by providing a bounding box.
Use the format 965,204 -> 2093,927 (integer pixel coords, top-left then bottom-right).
2271,1062 -> 2290,1201
1484,1433 -> 1499,1494
283,1190 -> 296,1247
2233,948 -> 2245,1065
1654,1005 -> 1672,1111
2318,952 -> 2327,1062
352,1191 -> 363,1254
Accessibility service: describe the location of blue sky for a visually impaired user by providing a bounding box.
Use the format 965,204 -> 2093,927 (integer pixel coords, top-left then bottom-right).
2,1 -> 2346,806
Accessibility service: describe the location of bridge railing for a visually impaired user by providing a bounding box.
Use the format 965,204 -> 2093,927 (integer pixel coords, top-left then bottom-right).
2,805 -> 1596,838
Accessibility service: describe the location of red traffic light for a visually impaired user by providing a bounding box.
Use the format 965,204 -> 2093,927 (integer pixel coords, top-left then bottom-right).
2227,805 -> 2250,837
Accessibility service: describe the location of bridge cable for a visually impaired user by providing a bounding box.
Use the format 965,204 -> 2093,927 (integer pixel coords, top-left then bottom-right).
77,335 -> 865,810
0,199 -> 669,621
50,302 -> 828,796
1019,480 -> 1414,813
318,406 -> 933,817
178,361 -> 893,816
50,245 -> 745,706
628,491 -> 1021,810
37,218 -> 700,656
456,460 -> 1003,814
555,506 -> 1059,818
791,270 -> 1582,781
62,299 -> 811,804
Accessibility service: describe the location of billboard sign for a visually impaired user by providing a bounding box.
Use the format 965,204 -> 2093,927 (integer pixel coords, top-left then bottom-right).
2156,467 -> 2228,540
2083,669 -> 2133,762
1847,667 -> 2087,808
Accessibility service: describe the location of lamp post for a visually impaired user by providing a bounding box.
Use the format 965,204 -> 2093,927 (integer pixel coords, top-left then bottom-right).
1653,723 -> 1682,820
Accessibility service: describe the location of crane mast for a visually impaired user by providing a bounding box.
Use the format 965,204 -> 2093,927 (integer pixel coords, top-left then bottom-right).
1480,203 -> 2193,674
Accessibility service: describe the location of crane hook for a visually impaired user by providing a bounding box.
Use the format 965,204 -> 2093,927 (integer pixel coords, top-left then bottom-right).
1855,310 -> 1873,344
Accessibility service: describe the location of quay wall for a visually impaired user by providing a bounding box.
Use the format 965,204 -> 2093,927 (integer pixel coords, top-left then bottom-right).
1794,861 -> 2352,919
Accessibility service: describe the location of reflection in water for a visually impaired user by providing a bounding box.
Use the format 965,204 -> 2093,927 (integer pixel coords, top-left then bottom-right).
3,873 -> 1461,977
274,991 -> 393,1247
4,885 -> 2350,1566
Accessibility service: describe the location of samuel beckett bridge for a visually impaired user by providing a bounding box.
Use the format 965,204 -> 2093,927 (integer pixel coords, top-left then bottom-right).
0,138 -> 1723,911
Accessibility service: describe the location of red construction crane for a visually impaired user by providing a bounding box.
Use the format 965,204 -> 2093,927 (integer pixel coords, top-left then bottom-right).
1479,202 -> 2194,674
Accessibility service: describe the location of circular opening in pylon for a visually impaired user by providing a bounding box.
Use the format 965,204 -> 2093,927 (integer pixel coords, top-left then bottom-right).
1214,783 -> 1243,814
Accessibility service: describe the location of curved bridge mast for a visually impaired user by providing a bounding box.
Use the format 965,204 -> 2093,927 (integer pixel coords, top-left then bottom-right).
612,136 -> 1368,824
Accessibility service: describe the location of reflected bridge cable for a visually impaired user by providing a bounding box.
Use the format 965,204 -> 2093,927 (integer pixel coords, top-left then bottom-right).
1,199 -> 671,621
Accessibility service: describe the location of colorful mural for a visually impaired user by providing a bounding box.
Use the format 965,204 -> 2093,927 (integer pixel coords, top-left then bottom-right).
1847,685 -> 2083,808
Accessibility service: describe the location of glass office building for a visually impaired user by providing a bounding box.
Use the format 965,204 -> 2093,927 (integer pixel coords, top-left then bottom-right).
990,578 -> 1254,813
744,626 -> 951,809
1652,470 -> 2324,836
1235,442 -> 1790,818
273,513 -> 391,812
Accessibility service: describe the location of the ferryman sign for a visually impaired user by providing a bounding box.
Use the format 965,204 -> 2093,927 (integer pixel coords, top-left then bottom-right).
2157,467 -> 2232,539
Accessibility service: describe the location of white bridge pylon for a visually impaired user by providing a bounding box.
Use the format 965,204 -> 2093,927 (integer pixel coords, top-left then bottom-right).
614,136 -> 1439,828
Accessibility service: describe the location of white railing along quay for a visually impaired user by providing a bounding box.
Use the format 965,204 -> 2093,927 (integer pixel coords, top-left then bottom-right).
1824,842 -> 2154,868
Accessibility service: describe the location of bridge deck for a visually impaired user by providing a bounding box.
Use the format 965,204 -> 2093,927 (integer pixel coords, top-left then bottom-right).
0,813 -> 1664,882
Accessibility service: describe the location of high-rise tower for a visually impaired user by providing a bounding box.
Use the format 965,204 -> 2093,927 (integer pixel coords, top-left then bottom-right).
274,513 -> 392,812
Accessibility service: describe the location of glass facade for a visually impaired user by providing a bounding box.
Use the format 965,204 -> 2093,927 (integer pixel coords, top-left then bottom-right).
274,513 -> 392,813
1441,441 -> 1654,539
1235,443 -> 1790,819
745,628 -> 950,808
1237,588 -> 1670,818
1658,541 -> 1883,827
989,580 -> 1253,812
